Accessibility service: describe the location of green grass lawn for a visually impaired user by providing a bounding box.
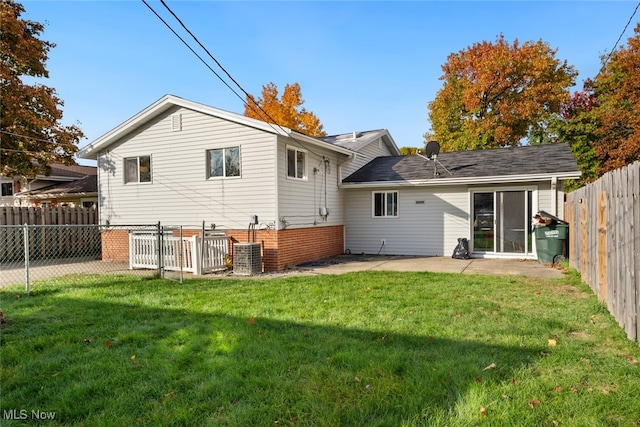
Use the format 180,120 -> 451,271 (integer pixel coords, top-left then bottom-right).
1,270 -> 639,426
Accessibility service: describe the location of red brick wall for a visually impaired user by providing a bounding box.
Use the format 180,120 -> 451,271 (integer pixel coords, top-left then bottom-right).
226,225 -> 344,271
101,229 -> 129,262
100,225 -> 344,272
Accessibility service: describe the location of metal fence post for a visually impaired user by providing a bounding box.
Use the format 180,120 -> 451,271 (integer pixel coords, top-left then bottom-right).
23,223 -> 30,294
179,225 -> 183,283
156,221 -> 162,278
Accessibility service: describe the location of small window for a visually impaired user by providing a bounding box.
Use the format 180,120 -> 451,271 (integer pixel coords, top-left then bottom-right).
373,191 -> 398,217
124,156 -> 152,184
1,182 -> 13,196
207,147 -> 240,178
287,147 -> 306,179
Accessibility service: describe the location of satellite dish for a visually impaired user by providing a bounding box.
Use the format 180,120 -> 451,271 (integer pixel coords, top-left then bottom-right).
424,140 -> 452,178
425,141 -> 440,159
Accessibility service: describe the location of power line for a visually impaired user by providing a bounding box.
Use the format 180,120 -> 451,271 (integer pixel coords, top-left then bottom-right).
0,130 -> 77,148
598,1 -> 640,76
140,0 -> 246,105
142,0 -> 326,158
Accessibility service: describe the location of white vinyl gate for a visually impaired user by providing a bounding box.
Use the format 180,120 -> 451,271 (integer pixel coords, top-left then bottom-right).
129,233 -> 230,275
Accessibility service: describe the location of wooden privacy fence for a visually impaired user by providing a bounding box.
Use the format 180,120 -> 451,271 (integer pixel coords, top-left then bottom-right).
0,206 -> 98,225
129,233 -> 230,275
565,161 -> 639,344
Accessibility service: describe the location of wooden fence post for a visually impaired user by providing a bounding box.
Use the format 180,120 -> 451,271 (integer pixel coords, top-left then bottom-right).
597,191 -> 607,302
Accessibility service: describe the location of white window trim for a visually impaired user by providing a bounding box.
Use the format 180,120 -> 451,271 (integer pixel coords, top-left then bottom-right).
372,190 -> 399,218
206,146 -> 242,179
469,185 -> 538,256
286,145 -> 308,180
124,155 -> 152,184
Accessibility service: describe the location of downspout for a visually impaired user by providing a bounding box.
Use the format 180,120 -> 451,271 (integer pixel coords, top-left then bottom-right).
550,176 -> 558,217
337,152 -> 357,253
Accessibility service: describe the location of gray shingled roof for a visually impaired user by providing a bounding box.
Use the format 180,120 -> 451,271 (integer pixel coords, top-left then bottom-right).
342,143 -> 580,183
20,174 -> 97,196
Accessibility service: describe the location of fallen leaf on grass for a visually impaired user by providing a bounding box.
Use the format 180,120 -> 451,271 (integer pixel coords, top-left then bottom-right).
626,355 -> 639,364
130,354 -> 136,361
105,340 -> 112,348
354,377 -> 361,383
480,407 -> 487,417
247,317 -> 256,324
482,362 -> 496,371
475,377 -> 482,383
553,386 -> 563,392
365,384 -> 372,390
548,339 -> 557,347
528,399 -> 541,409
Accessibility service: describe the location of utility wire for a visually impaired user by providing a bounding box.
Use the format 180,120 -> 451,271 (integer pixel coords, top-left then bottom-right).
1,130 -> 77,148
140,0 -> 246,105
597,1 -> 640,76
143,0 -> 326,158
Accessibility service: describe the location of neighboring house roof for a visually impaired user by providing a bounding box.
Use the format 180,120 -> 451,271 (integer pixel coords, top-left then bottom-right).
78,94 -> 355,160
322,129 -> 401,155
45,164 -> 98,181
342,143 -> 581,186
16,174 -> 97,198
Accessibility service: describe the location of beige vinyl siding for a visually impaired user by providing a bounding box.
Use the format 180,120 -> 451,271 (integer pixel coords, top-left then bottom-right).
345,186 -> 469,256
277,136 -> 346,230
97,106 -> 277,227
341,137 -> 396,179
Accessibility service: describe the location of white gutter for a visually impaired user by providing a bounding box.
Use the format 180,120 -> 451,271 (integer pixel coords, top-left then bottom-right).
339,172 -> 581,189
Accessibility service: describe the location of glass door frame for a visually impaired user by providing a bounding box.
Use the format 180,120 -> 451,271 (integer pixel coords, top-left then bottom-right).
469,186 -> 538,257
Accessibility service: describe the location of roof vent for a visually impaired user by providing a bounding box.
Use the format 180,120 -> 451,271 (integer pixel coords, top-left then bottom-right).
336,132 -> 363,141
171,113 -> 182,131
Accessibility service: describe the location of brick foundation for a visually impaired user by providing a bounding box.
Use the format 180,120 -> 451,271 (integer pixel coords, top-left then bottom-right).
100,225 -> 344,272
225,225 -> 344,271
101,229 -> 130,262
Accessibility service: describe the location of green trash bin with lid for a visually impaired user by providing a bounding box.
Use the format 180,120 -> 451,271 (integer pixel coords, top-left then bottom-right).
534,223 -> 568,264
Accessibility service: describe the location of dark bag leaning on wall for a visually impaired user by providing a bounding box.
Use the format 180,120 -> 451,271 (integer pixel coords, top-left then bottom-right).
452,237 -> 471,259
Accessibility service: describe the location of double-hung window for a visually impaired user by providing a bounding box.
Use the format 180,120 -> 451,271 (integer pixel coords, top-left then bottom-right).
287,147 -> 307,179
207,146 -> 240,178
373,191 -> 398,217
124,156 -> 152,184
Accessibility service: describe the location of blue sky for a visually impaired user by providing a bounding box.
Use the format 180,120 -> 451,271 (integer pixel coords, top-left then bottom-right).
22,0 -> 639,159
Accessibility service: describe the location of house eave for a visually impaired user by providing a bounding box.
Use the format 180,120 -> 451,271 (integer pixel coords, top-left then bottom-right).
78,94 -> 354,159
15,192 -> 98,199
284,130 -> 355,156
340,172 -> 582,188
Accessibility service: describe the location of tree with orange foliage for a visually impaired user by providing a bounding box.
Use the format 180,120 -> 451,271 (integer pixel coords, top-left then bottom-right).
0,0 -> 84,178
244,82 -> 326,137
589,23 -> 640,174
427,34 -> 577,151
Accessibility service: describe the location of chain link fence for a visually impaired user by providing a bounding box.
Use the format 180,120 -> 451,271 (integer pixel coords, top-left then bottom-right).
0,224 -> 232,292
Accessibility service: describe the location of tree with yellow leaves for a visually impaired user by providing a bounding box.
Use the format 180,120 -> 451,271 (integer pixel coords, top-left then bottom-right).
244,82 -> 326,137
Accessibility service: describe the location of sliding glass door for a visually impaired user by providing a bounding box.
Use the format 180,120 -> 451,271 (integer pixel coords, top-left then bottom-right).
472,189 -> 534,255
